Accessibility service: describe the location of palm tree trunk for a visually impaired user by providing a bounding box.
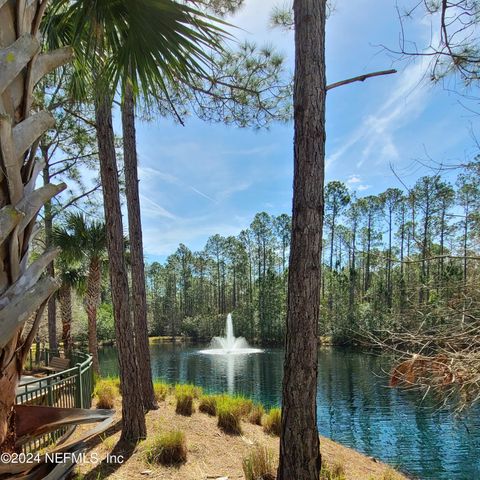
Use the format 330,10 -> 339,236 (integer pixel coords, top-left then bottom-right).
58,284 -> 73,355
86,257 -> 101,375
278,0 -> 325,478
95,95 -> 146,442
0,0 -> 71,448
121,82 -> 157,410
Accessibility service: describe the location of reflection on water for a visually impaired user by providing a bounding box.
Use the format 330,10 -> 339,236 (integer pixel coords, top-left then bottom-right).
99,345 -> 480,480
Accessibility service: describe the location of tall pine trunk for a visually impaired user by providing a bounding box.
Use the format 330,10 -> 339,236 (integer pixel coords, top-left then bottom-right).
95,95 -> 146,442
121,82 -> 157,410
278,0 -> 325,478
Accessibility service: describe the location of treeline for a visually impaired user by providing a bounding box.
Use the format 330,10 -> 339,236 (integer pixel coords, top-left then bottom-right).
146,212 -> 290,344
146,163 -> 480,345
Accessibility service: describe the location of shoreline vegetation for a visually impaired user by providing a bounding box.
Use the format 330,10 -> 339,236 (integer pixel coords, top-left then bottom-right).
74,377 -> 408,480
91,335 -> 340,347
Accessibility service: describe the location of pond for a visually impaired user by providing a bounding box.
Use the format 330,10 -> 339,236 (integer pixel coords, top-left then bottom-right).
99,344 -> 479,480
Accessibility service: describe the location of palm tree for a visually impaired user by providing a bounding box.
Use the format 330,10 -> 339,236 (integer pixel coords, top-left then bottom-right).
56,261 -> 85,356
44,0 -> 227,440
53,213 -> 107,374
0,0 -> 72,448
119,2 -> 248,412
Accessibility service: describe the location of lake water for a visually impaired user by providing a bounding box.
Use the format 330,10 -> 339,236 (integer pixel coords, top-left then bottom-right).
99,344 -> 479,480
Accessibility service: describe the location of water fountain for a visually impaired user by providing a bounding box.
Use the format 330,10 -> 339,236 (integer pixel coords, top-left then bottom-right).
199,313 -> 263,355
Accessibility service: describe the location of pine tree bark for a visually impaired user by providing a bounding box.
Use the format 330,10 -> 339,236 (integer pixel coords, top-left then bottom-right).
278,0 -> 325,478
95,95 -> 146,442
85,256 -> 101,375
121,82 -> 157,410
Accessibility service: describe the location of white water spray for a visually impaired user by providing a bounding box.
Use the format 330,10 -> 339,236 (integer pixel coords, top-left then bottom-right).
199,313 -> 263,355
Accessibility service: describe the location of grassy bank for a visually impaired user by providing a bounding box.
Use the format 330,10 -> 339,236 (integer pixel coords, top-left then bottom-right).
75,378 -> 408,480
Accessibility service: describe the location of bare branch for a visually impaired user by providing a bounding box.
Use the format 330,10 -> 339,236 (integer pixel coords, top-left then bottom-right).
326,69 -> 397,91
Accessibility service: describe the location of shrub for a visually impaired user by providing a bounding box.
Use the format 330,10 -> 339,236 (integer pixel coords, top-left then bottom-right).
217,397 -> 243,435
94,379 -> 120,409
242,446 -> 276,480
95,376 -> 120,391
199,395 -> 218,416
100,434 -> 116,451
153,381 -> 170,402
320,462 -> 346,480
248,403 -> 265,425
233,396 -> 254,417
145,430 -> 187,466
263,408 -> 281,436
175,384 -> 196,416
378,469 -> 403,480
192,385 -> 203,399
175,383 -> 203,398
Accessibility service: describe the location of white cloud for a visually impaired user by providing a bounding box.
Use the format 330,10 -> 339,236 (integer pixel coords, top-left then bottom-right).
219,144 -> 278,156
139,165 -> 214,203
190,187 -> 215,202
216,182 -> 252,201
328,57 -> 432,169
346,175 -> 362,185
142,217 -> 247,256
139,194 -> 177,220
139,166 -> 178,184
345,174 -> 370,192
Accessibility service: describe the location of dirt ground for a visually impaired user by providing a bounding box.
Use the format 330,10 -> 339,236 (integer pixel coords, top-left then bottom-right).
74,396 -> 409,480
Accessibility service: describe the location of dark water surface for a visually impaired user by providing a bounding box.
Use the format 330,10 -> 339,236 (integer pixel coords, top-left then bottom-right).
99,345 -> 479,480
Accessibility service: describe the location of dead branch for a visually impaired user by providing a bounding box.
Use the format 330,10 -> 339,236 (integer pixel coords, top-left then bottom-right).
326,69 -> 397,91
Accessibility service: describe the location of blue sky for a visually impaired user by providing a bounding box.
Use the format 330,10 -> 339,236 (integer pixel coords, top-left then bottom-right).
115,0 -> 479,262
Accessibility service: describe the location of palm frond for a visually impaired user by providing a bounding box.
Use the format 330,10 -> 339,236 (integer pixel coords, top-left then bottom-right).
43,0 -> 232,105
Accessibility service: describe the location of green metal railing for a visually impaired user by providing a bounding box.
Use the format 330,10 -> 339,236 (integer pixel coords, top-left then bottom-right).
16,348 -> 94,452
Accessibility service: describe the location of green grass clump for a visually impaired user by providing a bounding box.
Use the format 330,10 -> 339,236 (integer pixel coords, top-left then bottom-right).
175,384 -> 197,416
262,407 -> 281,436
242,446 -> 276,480
232,395 -> 254,416
176,383 -> 203,398
216,396 -> 243,435
372,469 -> 403,480
248,403 -> 265,425
94,378 -> 120,409
153,381 -> 170,402
199,395 -> 218,416
192,385 -> 203,399
320,462 -> 346,480
144,430 -> 187,466
175,383 -> 203,398
100,434 -> 116,451
95,376 -> 120,390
